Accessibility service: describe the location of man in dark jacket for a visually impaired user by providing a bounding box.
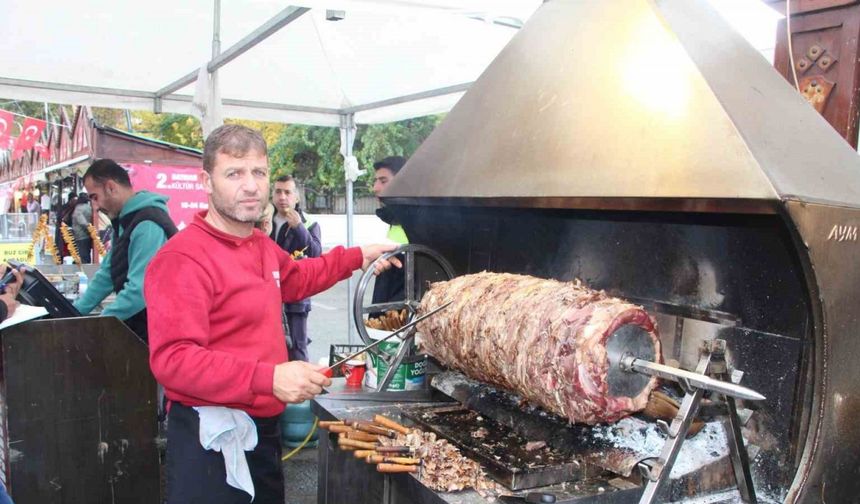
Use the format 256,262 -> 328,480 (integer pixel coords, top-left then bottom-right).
269,175 -> 321,362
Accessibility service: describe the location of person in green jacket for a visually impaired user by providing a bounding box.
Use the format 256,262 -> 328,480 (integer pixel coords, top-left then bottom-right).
74,159 -> 177,342
371,156 -> 409,311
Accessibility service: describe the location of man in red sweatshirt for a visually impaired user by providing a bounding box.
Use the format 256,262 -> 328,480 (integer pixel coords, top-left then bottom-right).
144,124 -> 398,503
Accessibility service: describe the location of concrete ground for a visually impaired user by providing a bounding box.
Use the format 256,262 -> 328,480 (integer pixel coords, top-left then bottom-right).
284,214 -> 387,504
282,445 -> 320,504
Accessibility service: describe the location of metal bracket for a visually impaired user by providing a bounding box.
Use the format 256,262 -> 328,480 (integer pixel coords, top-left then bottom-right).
637,339 -> 758,504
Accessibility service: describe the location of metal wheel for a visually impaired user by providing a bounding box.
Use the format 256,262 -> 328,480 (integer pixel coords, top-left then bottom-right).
352,244 -> 455,391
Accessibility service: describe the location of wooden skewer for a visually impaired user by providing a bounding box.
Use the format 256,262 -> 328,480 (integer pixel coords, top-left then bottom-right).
354,450 -> 377,459
319,420 -> 345,429
329,424 -> 354,434
354,422 -> 397,439
376,445 -> 411,454
373,414 -> 411,435
368,455 -> 421,465
346,431 -> 380,443
337,438 -> 377,450
377,463 -> 418,474
383,457 -> 421,465
339,445 -> 356,451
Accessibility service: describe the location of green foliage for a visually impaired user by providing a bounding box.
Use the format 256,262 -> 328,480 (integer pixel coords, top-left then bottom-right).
268,125 -> 343,196
90,108 -> 127,129
155,114 -> 205,149
1,99 -> 444,199
267,115 -> 443,197
0,99 -> 72,133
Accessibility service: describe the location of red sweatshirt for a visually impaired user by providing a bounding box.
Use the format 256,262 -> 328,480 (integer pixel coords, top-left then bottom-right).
144,212 -> 362,417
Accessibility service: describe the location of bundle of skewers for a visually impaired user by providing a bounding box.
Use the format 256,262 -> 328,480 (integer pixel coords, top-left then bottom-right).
320,414 -> 420,474
365,309 -> 409,331
319,413 -> 499,496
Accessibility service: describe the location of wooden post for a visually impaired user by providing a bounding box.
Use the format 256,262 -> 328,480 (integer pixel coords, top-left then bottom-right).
767,0 -> 860,148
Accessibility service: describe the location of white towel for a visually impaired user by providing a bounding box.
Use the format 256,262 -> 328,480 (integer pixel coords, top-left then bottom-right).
194,406 -> 258,501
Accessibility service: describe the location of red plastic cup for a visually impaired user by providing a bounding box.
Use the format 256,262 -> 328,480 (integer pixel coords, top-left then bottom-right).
342,360 -> 367,387
321,367 -> 333,378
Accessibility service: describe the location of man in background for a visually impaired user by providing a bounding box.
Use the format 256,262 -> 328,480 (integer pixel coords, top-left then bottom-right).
269,175 -> 321,362
74,159 -> 176,341
371,156 -> 408,307
71,193 -> 93,263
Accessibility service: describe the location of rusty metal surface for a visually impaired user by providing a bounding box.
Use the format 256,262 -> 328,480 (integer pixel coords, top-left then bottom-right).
781,201 -> 860,504
401,405 -> 592,491
384,0 -> 860,210
312,388 -> 638,503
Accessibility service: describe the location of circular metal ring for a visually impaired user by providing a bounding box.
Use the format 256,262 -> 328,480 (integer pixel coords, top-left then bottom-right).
605,324 -> 657,398
352,244 -> 455,358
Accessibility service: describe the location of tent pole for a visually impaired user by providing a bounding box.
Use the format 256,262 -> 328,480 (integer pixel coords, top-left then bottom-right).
212,0 -> 221,58
340,113 -> 357,344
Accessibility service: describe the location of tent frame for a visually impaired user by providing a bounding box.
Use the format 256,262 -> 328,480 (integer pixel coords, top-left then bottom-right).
1,1 -> 519,343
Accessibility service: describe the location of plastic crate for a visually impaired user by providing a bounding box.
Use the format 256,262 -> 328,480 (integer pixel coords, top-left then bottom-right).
328,344 -> 366,378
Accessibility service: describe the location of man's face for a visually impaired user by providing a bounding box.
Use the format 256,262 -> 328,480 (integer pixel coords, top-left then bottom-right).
204,150 -> 269,224
84,178 -> 121,219
272,180 -> 299,215
372,167 -> 395,198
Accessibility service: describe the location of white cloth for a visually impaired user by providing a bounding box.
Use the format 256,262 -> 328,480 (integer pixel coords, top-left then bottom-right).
194,406 -> 258,500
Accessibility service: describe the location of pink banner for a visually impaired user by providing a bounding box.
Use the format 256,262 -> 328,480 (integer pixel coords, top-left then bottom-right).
124,163 -> 208,229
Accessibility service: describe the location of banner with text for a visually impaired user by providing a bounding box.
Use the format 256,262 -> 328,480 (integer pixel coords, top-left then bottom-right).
125,164 -> 208,230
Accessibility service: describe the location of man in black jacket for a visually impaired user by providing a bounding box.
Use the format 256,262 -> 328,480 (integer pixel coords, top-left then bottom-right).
269,175 -> 321,362
74,159 -> 177,341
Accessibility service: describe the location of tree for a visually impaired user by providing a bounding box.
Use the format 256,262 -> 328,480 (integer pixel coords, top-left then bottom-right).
268,125 -> 343,202
90,108 -> 127,129
354,116 -> 443,194
0,99 -> 73,135
2,99 -> 444,205
266,115 -> 444,200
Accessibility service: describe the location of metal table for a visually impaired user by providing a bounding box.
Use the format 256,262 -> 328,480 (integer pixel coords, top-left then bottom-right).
312,382 -> 639,504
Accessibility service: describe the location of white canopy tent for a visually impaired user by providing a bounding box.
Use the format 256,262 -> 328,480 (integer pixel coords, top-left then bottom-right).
1,1 -> 544,126
0,0 -> 780,124
0,0 -> 781,339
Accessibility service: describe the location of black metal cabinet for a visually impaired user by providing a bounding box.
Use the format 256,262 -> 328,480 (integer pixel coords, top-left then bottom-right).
0,317 -> 159,503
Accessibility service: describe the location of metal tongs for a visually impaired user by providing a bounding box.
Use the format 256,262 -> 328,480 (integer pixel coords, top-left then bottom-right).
326,299 -> 453,372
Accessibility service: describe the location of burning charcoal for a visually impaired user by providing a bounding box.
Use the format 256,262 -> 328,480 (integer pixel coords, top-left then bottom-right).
472,427 -> 489,439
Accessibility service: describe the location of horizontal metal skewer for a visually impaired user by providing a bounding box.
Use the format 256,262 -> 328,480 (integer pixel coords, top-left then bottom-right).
620,356 -> 766,402
327,300 -> 453,371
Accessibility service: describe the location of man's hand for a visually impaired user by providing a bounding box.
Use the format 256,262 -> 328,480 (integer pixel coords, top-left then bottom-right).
273,361 -> 333,403
360,244 -> 402,275
284,208 -> 302,229
0,267 -> 23,320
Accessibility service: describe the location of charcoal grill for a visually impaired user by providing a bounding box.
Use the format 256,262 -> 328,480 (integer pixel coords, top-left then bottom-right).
314,0 -> 860,502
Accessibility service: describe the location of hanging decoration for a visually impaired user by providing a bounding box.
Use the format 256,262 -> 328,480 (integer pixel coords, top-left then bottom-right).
87,224 -> 106,258
25,214 -> 62,265
60,222 -> 81,266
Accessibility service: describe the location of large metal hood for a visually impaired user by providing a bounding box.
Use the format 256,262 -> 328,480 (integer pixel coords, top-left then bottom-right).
384,0 -> 860,212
